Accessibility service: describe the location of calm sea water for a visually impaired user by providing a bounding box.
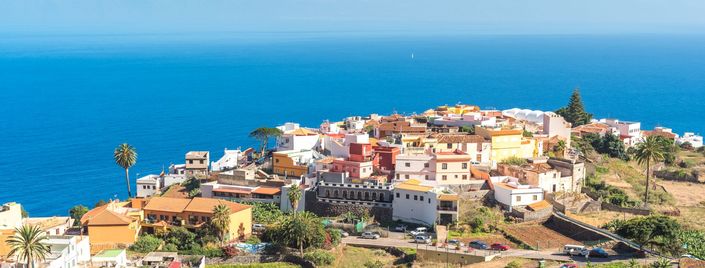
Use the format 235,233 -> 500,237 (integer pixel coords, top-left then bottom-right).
1,33 -> 704,216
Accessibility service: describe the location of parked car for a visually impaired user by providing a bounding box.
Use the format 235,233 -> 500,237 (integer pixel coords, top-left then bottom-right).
394,225 -> 408,232
252,223 -> 266,232
448,239 -> 465,247
469,240 -> 489,250
414,235 -> 431,244
582,247 -> 609,258
361,232 -> 380,239
563,244 -> 586,256
490,243 -> 510,251
410,227 -> 428,236
338,230 -> 349,237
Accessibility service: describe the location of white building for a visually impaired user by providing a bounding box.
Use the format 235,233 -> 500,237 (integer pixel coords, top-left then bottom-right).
431,113 -> 497,128
319,120 -> 341,134
276,126 -> 321,152
392,180 -> 459,226
91,249 -> 128,268
168,164 -> 186,175
503,108 -> 546,124
211,149 -> 242,171
678,132 -> 703,148
344,116 -> 366,131
394,154 -> 433,182
136,175 -> 161,198
42,235 -> 91,268
602,119 -> 642,146
491,176 -> 544,208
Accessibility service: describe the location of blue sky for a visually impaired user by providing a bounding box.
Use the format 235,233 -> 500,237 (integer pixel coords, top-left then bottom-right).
1,0 -> 704,35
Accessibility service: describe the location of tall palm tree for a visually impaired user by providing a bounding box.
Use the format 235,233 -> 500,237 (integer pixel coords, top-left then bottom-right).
249,127 -> 283,158
287,184 -> 302,214
632,135 -> 666,205
211,204 -> 232,244
114,143 -> 137,198
281,212 -> 320,256
6,225 -> 50,268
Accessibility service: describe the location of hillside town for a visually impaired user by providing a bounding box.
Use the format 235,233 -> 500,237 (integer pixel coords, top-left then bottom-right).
2,90 -> 705,268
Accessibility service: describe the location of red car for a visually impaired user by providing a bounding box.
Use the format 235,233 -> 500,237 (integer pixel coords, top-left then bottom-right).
490,243 -> 510,251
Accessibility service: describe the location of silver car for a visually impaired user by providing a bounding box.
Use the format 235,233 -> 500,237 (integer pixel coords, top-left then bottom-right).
361,232 -> 380,239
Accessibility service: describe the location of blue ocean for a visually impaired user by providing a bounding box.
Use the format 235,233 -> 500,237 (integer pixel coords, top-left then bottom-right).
1,33 -> 704,216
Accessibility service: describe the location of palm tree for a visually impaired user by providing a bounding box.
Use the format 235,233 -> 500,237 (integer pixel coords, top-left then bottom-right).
6,225 -> 51,268
282,212 -> 320,256
287,184 -> 302,214
249,127 -> 283,158
114,143 -> 137,198
211,204 -> 232,244
552,140 -> 567,156
632,135 -> 666,205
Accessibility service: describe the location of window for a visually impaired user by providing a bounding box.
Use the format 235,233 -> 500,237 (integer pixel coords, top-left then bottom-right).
406,194 -> 410,199
424,163 -> 429,168
365,192 -> 370,200
379,193 -> 384,201
405,162 -> 411,167
533,195 -> 538,201
275,159 -> 280,163
425,175 -> 429,180
405,174 -> 410,179
442,163 -> 448,170
396,192 -> 400,198
199,160 -> 204,164
447,143 -> 452,149
462,175 -> 468,180
396,174 -> 400,179
428,199 -> 431,204
414,195 -> 418,200
516,196 -> 522,202
420,196 -> 424,201
454,175 -> 458,178
462,163 -> 468,169
189,160 -> 193,164
442,175 -> 447,180
372,192 -> 377,200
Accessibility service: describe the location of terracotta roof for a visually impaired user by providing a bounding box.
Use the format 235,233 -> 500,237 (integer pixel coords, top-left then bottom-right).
527,200 -> 552,211
186,151 -> 209,159
144,197 -> 191,213
80,204 -> 109,225
287,128 -> 317,136
184,198 -> 251,214
85,210 -> 133,226
572,123 -> 612,134
488,129 -> 523,136
436,134 -> 485,144
438,194 -> 459,201
252,187 -> 281,195
643,130 -> 677,139
395,180 -> 433,192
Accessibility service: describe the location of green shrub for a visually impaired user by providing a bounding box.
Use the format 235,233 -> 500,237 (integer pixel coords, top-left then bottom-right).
303,250 -> 335,266
364,260 -> 384,268
505,260 -> 521,268
245,236 -> 262,245
162,243 -> 178,252
130,235 -> 163,253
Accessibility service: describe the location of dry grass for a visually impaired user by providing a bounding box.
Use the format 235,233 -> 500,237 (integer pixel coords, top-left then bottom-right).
161,184 -> 190,198
658,180 -> 705,207
324,246 -> 397,268
566,210 -> 640,228
414,257 -> 562,268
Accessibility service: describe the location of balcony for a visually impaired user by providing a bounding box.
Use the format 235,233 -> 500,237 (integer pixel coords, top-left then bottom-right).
437,206 -> 458,212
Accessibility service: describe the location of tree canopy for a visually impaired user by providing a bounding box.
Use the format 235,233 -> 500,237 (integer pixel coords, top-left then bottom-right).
556,88 -> 592,126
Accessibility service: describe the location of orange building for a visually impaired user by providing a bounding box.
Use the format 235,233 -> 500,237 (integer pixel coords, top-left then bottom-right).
80,201 -> 143,254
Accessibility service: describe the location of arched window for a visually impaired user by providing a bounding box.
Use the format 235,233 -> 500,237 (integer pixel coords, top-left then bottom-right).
343,191 -> 347,199
325,190 -> 330,197
372,192 -> 377,200
357,192 -> 362,200
334,190 -> 338,198
350,191 -> 355,199
364,192 -> 370,200
379,193 -> 384,201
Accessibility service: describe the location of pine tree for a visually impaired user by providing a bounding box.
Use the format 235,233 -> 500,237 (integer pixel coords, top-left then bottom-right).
556,88 -> 592,126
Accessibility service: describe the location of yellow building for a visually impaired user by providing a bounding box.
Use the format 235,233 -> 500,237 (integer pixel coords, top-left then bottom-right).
475,127 -> 536,163
0,202 -> 23,258
81,201 -> 143,254
435,104 -> 479,115
272,150 -> 313,177
142,197 -> 252,242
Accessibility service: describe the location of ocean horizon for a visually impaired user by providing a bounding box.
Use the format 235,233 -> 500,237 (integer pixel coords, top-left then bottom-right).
1,33 -> 704,216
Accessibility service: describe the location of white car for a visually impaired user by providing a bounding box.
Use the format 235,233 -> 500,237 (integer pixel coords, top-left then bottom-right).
410,227 -> 428,236
339,230 -> 349,237
361,232 -> 380,239
252,224 -> 266,232
414,235 -> 431,244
